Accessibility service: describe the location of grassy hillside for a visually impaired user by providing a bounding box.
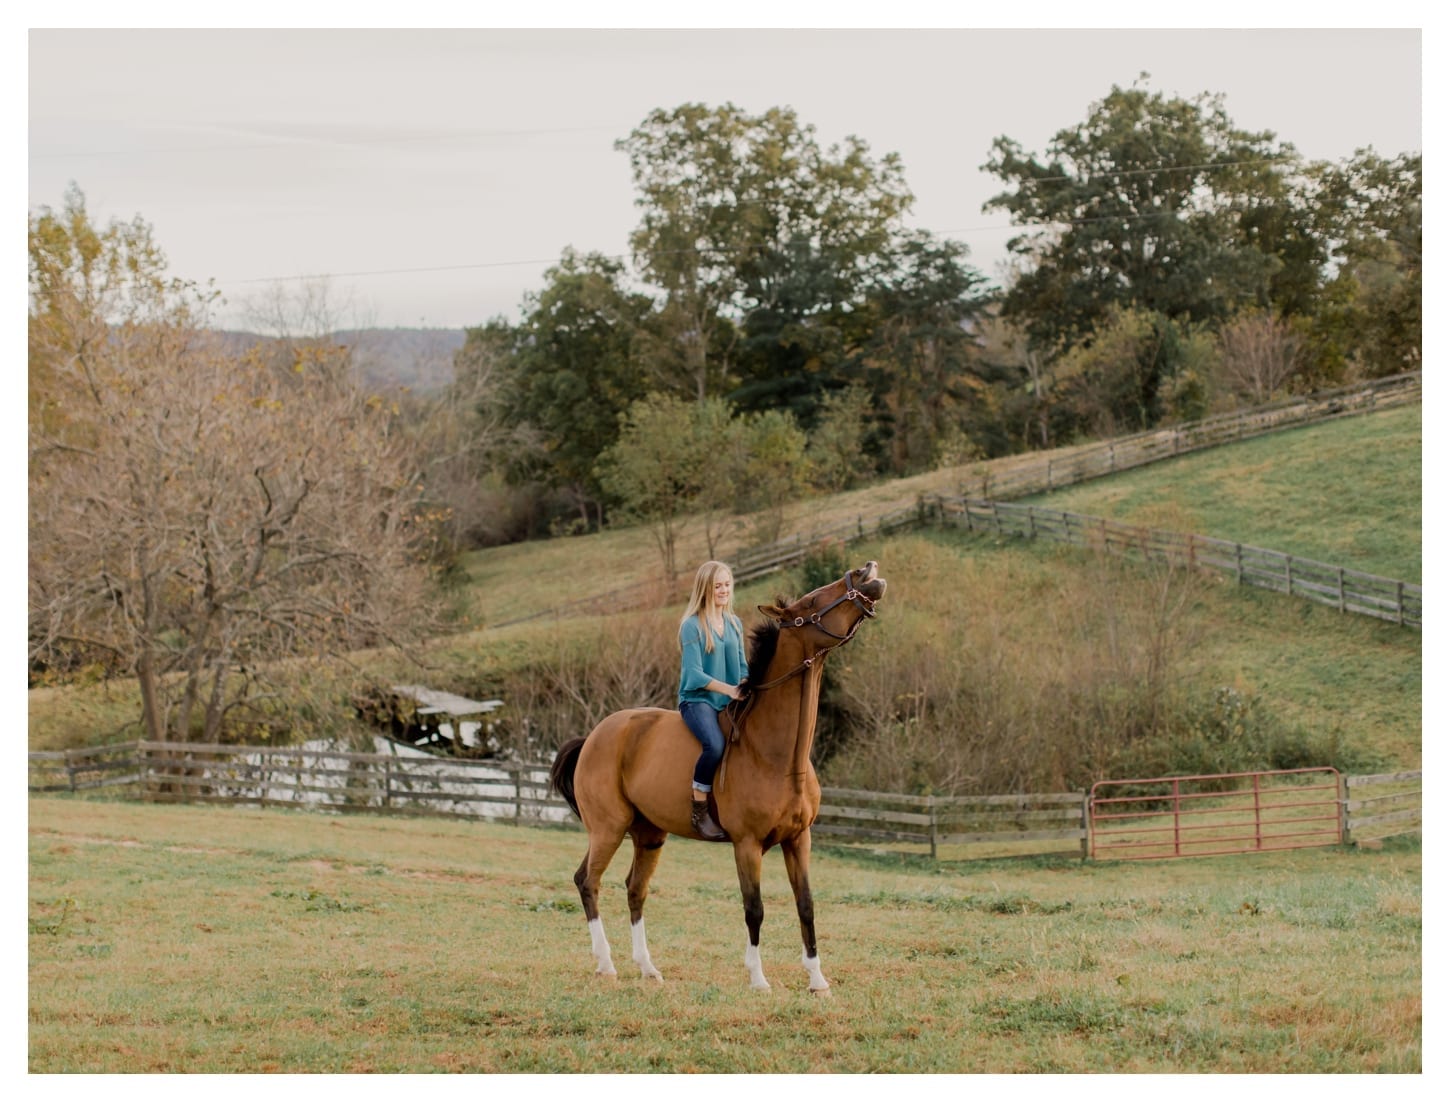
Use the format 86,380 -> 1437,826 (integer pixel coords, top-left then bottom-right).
1022,404 -> 1421,582
454,431 -> 1183,628
29,405 -> 1422,776
30,527 -> 1421,774
29,796 -> 1421,1073
457,404 -> 1421,627
878,530 -> 1421,771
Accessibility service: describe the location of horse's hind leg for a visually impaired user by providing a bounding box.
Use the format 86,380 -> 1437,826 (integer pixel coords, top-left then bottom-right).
574,831 -> 625,977
624,826 -> 667,981
781,830 -> 830,994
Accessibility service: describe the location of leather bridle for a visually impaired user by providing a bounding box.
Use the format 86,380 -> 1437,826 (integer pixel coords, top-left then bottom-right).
733,571 -> 879,699
773,570 -> 879,640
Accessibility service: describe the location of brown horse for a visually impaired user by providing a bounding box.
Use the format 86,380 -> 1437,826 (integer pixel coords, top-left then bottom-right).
549,561 -> 886,993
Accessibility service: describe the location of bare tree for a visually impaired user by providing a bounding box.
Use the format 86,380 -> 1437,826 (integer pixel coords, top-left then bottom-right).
29,190 -> 443,742
1216,311 -> 1304,404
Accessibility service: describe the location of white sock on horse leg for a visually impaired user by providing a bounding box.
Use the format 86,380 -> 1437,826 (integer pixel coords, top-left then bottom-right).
631,918 -> 662,980
744,941 -> 770,989
588,917 -> 617,976
802,950 -> 829,991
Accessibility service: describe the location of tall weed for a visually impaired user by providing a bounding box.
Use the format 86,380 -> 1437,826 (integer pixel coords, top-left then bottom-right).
821,535 -> 1210,793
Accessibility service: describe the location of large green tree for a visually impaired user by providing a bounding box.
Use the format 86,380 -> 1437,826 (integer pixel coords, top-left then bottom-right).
983,80 -> 1303,354
595,393 -> 736,578
858,232 -> 997,472
499,249 -> 656,529
617,103 -> 914,416
1305,150 -> 1421,379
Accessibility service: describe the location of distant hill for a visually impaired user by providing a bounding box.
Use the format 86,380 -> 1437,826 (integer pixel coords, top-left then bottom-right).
215,327 -> 468,394
333,328 -> 467,394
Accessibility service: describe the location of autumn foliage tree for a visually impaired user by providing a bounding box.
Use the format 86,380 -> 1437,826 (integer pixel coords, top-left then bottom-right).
29,188 -> 444,742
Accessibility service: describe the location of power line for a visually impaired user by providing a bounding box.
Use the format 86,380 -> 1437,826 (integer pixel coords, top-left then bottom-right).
226,256 -> 578,286
214,203 -> 1289,290
34,137 -> 1372,293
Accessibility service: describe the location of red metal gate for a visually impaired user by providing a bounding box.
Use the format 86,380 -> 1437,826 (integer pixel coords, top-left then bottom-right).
1088,767 -> 1343,860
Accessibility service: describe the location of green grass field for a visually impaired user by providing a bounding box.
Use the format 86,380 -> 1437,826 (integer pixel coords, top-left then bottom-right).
1023,404 -> 1422,582
28,796 -> 1421,1073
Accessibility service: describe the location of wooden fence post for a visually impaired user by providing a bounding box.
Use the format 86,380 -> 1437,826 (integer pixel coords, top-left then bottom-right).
928,795 -> 938,860
1081,792 -> 1091,862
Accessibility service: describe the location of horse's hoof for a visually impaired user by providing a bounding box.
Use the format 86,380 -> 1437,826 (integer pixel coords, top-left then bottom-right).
810,986 -> 833,998
595,968 -> 618,980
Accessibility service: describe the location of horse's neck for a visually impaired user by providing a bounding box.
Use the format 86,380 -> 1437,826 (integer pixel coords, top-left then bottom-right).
752,646 -> 825,792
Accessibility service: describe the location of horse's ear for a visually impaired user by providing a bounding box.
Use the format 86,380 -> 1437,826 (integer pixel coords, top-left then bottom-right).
757,604 -> 785,618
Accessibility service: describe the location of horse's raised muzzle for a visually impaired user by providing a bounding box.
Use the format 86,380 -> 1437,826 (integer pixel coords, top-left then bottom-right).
852,561 -> 886,602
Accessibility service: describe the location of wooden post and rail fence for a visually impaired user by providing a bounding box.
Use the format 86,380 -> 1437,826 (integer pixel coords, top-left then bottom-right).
28,742 -> 1421,861
496,371 -> 1422,630
924,496 -> 1422,628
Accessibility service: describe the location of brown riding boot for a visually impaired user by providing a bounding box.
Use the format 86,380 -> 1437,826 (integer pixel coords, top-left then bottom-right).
691,797 -> 727,841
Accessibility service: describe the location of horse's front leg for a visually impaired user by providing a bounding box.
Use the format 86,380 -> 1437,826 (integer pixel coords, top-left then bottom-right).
732,839 -> 770,990
781,830 -> 830,995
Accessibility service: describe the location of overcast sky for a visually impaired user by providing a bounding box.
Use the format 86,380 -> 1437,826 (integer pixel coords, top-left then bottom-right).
27,20 -> 1424,332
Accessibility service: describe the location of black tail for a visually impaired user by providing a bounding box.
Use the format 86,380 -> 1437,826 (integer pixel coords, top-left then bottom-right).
549,736 -> 586,818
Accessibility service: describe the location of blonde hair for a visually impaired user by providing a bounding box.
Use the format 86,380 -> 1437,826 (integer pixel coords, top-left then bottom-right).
679,560 -> 736,654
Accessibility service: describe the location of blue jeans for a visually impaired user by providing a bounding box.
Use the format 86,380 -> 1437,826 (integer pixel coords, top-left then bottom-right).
679,701 -> 726,792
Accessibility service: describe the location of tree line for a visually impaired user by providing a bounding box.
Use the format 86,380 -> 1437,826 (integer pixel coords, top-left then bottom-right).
452,85 -> 1419,551
28,79 -> 1420,741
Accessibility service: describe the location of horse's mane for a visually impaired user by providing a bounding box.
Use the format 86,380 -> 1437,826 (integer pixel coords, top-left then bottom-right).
743,617 -> 781,689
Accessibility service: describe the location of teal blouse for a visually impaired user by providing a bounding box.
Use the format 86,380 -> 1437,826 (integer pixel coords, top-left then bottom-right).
677,614 -> 747,711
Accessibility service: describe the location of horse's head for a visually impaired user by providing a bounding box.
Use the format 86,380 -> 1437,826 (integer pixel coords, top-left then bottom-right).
758,560 -> 887,645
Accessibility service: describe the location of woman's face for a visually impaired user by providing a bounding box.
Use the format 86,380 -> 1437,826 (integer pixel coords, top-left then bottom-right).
712,572 -> 733,609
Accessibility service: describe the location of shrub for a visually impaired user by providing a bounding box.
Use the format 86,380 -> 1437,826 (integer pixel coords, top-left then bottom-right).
799,539 -> 852,593
1110,685 -> 1384,781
